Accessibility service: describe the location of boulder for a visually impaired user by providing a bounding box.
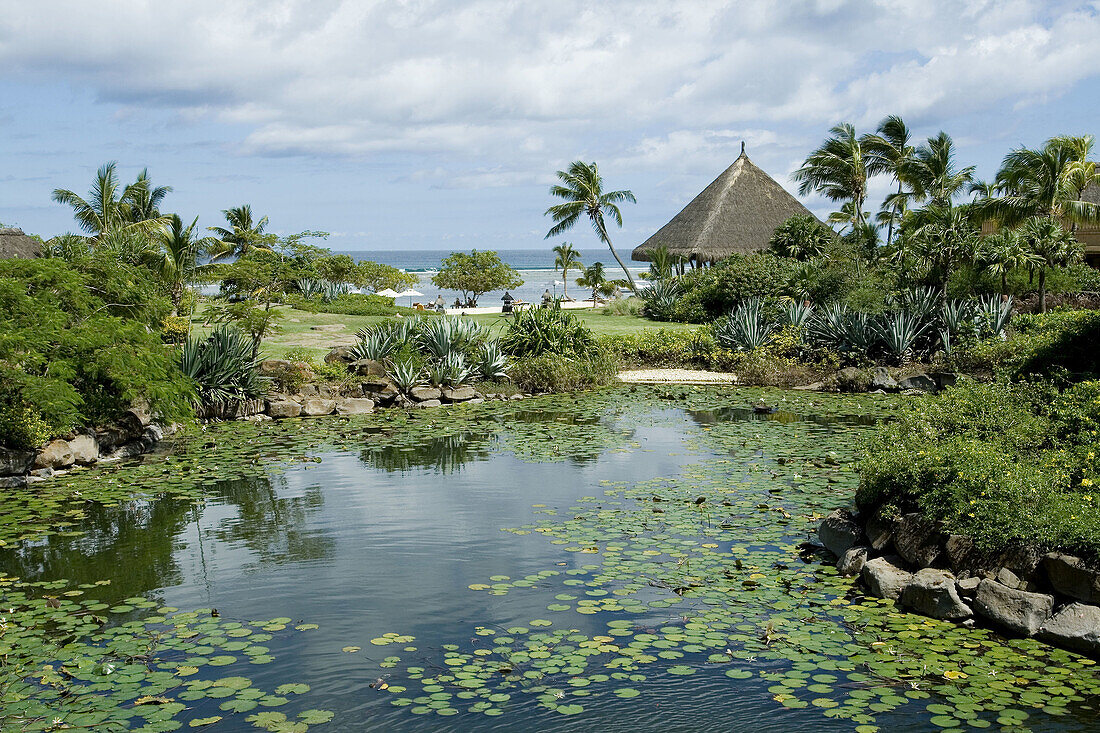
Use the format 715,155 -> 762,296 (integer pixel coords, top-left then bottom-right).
410,386 -> 442,402
0,475 -> 28,488
351,359 -> 386,377
870,368 -> 900,392
415,399 -> 442,409
793,382 -> 827,391
34,439 -> 74,469
865,509 -> 897,552
931,372 -> 958,390
324,346 -> 357,365
897,373 -> 937,392
944,534 -> 1042,578
300,398 -> 336,416
266,399 -> 302,418
336,397 -> 375,415
819,509 -> 863,558
974,579 -> 1053,636
834,367 -> 871,393
467,398 -> 485,405
956,576 -> 981,598
900,569 -> 972,620
297,383 -> 319,398
838,546 -> 869,577
317,384 -> 335,399
442,386 -> 476,402
995,567 -> 1022,590
861,556 -> 913,600
1042,553 -> 1100,604
1040,603 -> 1100,654
893,513 -> 944,568
0,447 -> 35,476
68,434 -> 99,464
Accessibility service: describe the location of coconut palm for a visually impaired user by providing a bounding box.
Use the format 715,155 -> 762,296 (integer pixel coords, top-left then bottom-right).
901,204 -> 979,293
152,214 -> 219,314
576,261 -> 608,303
124,168 -> 173,223
907,132 -> 975,209
989,135 -> 1100,226
977,229 -> 1040,294
1019,216 -> 1082,312
208,204 -> 271,261
545,161 -> 638,293
552,242 -> 583,299
793,122 -> 870,228
51,161 -> 166,238
864,115 -> 916,247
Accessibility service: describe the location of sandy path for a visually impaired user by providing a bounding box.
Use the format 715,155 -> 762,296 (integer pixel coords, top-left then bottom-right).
617,368 -> 739,384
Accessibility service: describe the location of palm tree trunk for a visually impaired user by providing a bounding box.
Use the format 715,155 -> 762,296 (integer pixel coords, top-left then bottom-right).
1039,268 -> 1047,313
603,238 -> 637,293
562,267 -> 569,299
886,181 -> 903,247
1001,271 -> 1007,294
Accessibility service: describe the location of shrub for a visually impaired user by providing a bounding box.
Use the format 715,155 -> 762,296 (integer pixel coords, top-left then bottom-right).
509,348 -> 618,393
640,280 -> 681,321
499,306 -> 594,358
161,315 -> 191,344
0,404 -> 55,450
599,330 -> 710,369
286,292 -> 421,317
857,380 -> 1100,559
600,298 -> 644,316
179,327 -> 266,407
957,310 -> 1100,380
670,253 -> 799,323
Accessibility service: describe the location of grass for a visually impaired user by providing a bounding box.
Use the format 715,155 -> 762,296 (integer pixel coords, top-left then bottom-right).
190,300 -> 699,360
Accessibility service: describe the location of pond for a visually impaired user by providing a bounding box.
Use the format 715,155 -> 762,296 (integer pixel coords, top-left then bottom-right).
3,387 -> 1100,732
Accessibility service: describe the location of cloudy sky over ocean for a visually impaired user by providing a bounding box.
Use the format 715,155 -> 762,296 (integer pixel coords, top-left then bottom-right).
1,0 -> 1099,250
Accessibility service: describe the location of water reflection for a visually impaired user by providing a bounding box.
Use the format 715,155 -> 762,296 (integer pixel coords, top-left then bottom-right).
689,405 -> 878,427
359,433 -> 491,474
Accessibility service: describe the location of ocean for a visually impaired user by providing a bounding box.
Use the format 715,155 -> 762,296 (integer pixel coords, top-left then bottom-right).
335,248 -> 648,306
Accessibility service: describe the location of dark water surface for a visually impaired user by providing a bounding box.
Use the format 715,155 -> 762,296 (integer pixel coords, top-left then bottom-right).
2,399 -> 1096,731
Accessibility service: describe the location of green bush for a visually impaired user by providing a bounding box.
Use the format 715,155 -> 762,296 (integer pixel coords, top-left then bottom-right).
0,404 -> 55,450
499,306 -> 594,357
957,310 -> 1100,380
670,253 -> 800,323
161,315 -> 191,344
509,348 -> 618,393
0,256 -> 193,447
858,380 -> 1100,559
600,298 -> 644,316
285,292 -> 422,317
599,330 -> 708,368
179,327 -> 265,407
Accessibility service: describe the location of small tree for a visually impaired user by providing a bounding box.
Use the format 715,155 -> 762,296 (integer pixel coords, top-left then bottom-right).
356,260 -> 418,292
576,262 -> 608,302
552,242 -> 583,298
431,250 -> 522,306
769,215 -> 833,260
1020,216 -> 1082,312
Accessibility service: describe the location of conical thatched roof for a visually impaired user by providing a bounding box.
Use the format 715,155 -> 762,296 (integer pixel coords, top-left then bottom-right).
0,228 -> 42,259
632,146 -> 821,262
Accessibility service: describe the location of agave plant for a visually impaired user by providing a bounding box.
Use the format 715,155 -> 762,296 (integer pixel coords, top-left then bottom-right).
417,316 -> 485,359
782,300 -> 815,328
424,360 -> 447,387
179,326 -> 265,406
640,279 -> 681,322
892,286 -> 940,323
939,299 -> 975,335
475,341 -> 508,380
440,351 -> 472,387
319,280 -> 349,302
385,357 -> 423,393
351,329 -> 400,361
714,297 -> 775,351
499,307 -> 593,357
807,303 -> 849,351
976,294 -> 1013,338
295,278 -> 324,299
880,311 -> 926,363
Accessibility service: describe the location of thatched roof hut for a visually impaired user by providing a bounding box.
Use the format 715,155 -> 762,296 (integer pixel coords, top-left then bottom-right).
0,228 -> 43,259
632,145 -> 822,263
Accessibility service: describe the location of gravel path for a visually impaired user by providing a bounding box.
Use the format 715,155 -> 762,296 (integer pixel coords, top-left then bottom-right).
617,368 -> 739,384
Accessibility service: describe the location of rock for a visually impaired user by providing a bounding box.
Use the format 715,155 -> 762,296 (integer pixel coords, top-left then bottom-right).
956,576 -> 981,598
0,447 -> 35,476
68,434 -> 99,464
900,568 -> 972,620
244,414 -> 273,422
0,475 -> 28,488
375,383 -> 400,405
509,394 -> 525,400
415,399 -> 442,409
931,372 -> 958,390
819,509 -> 863,558
870,367 -> 899,392
265,399 -> 302,418
325,346 -> 357,365
838,546 -> 869,576
351,359 -> 386,377
1042,553 -> 1100,604
336,397 -> 375,414
865,509 -> 896,552
1040,603 -> 1100,654
862,556 -> 913,600
34,439 -> 74,469
317,384 -> 335,399
793,381 -> 827,391
441,385 -> 476,402
893,513 -> 944,568
310,323 -> 346,332
996,567 -> 1022,590
297,383 -> 319,397
944,535 -> 1042,579
835,367 -> 871,393
897,373 -> 937,392
974,579 -> 1054,636
466,397 -> 485,405
300,398 -> 336,416
410,386 -> 442,402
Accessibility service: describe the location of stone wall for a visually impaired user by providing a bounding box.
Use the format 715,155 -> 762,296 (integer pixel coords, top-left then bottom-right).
819,508 -> 1100,656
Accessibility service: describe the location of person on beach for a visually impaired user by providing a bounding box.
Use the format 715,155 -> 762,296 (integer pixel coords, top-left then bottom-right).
542,288 -> 552,307
435,294 -> 445,312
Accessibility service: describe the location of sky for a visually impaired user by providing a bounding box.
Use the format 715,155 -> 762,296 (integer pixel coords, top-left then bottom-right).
1,0 -> 1099,252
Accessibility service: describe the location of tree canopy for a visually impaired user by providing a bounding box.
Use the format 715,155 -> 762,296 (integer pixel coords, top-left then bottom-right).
431,250 -> 522,305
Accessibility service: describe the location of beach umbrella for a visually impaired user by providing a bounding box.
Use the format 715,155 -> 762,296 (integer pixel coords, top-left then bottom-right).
375,288 -> 400,298
396,288 -> 423,307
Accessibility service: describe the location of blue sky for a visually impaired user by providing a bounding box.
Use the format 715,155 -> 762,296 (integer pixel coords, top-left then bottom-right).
1,0 -> 1099,251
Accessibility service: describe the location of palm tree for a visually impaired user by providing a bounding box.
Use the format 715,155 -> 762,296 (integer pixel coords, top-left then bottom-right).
208,204 -> 270,261
152,214 -> 219,314
864,115 -> 916,247
545,161 -> 638,293
576,261 -> 608,303
977,229 -> 1039,294
989,135 -> 1100,226
827,202 -> 861,235
901,204 -> 979,293
124,168 -> 173,223
551,242 -> 583,299
1020,216 -> 1082,312
645,244 -> 684,280
793,122 -> 870,228
52,161 -> 165,237
907,132 -> 975,209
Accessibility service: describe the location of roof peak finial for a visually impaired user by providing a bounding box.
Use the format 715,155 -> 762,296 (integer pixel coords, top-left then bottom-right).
740,141 -> 745,156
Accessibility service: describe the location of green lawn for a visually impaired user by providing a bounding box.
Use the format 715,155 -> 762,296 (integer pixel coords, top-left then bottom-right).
191,302 -> 699,360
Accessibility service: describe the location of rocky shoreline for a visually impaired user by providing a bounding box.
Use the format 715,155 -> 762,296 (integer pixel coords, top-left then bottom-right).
820,508 -> 1100,656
